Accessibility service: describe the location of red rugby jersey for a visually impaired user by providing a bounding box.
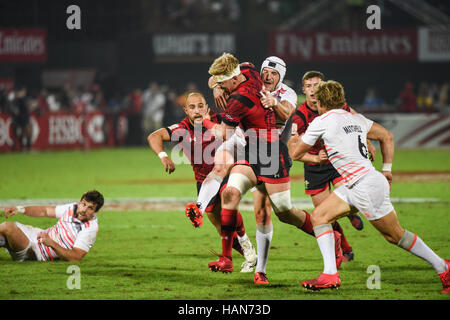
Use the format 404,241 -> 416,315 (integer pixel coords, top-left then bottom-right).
222,63 -> 279,144
292,102 -> 350,165
165,113 -> 221,183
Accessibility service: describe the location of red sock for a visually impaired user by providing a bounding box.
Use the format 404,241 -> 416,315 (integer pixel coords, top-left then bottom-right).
300,210 -> 315,236
221,208 -> 237,259
235,211 -> 245,237
333,222 -> 352,252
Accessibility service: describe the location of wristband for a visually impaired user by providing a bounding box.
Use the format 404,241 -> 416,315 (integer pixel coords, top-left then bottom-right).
158,152 -> 168,159
382,163 -> 392,172
202,118 -> 216,130
16,206 -> 25,214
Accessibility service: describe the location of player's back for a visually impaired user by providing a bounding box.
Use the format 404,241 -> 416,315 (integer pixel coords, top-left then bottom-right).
310,109 -> 375,186
228,63 -> 279,142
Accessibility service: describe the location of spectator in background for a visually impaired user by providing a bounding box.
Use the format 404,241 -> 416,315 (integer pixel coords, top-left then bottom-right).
0,85 -> 7,113
417,82 -> 433,110
438,82 -> 449,112
362,87 -> 387,112
162,87 -> 184,127
142,82 -> 166,137
176,82 -> 198,108
10,87 -> 32,151
125,89 -> 143,145
398,82 -> 417,113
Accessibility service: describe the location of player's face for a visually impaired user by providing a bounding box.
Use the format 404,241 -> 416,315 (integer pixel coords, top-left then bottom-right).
302,77 -> 322,108
184,95 -> 209,125
217,77 -> 236,95
76,198 -> 98,221
261,68 -> 280,92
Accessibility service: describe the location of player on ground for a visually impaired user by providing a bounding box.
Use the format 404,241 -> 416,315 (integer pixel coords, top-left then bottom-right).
290,80 -> 450,293
147,92 -> 257,273
1,190 -> 104,262
290,71 -> 369,264
202,53 -> 317,276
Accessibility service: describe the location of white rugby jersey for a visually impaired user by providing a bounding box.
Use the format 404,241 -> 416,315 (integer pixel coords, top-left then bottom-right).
271,82 -> 297,128
301,109 -> 375,187
38,203 -> 98,261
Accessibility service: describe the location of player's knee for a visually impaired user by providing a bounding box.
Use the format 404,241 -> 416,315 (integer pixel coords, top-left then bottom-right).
212,164 -> 229,179
270,190 -> 292,214
0,221 -> 14,235
222,187 -> 241,205
311,208 -> 330,225
254,207 -> 271,225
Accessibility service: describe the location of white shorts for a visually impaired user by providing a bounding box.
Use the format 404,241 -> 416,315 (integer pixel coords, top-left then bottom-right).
216,127 -> 246,160
334,170 -> 394,221
7,222 -> 45,261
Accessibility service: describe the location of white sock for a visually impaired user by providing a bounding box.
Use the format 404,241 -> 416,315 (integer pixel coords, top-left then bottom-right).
314,224 -> 337,275
398,230 -> 447,274
197,173 -> 223,213
255,223 -> 273,274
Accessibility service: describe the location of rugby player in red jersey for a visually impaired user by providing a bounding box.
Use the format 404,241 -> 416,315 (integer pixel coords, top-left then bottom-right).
187,56 -> 298,283
203,53 -> 317,275
147,92 -> 257,272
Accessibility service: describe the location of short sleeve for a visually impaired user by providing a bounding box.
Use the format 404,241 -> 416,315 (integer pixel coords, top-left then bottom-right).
54,203 -> 76,219
73,225 -> 98,252
301,117 -> 324,146
356,114 -> 374,132
165,123 -> 188,142
279,88 -> 297,108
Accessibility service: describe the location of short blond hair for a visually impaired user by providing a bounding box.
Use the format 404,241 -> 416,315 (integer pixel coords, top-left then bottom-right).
314,80 -> 346,110
208,53 -> 239,76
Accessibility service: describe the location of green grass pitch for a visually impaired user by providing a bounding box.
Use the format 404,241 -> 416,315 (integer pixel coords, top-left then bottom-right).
0,147 -> 449,301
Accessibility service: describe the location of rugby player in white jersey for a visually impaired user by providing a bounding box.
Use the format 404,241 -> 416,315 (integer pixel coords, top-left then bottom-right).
0,190 -> 103,262
290,81 -> 450,293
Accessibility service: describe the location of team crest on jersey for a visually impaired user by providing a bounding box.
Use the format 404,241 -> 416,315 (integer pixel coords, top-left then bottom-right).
304,180 -> 310,189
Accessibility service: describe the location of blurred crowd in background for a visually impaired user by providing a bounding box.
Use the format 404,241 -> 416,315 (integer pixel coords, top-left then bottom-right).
1,77 -> 449,151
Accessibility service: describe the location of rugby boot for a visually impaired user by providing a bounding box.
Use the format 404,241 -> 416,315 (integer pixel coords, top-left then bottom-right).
254,272 -> 269,285
208,256 -> 233,273
439,259 -> 450,294
185,202 -> 203,228
302,272 -> 341,291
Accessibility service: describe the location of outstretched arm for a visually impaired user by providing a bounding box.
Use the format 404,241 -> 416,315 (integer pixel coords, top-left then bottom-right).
367,122 -> 394,184
3,206 -> 56,219
147,128 -> 176,174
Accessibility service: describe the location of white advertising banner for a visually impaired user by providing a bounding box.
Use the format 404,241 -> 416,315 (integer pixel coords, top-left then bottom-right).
365,113 -> 450,149
418,27 -> 450,62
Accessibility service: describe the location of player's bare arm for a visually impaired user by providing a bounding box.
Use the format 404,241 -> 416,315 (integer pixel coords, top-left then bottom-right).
289,137 -> 315,162
288,136 -> 323,164
3,205 -> 56,219
38,231 -> 87,261
261,90 -> 294,123
367,122 -> 394,184
147,128 -> 176,174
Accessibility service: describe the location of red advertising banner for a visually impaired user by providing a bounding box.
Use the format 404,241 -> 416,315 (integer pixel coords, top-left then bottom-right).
0,28 -> 47,62
0,112 -> 114,152
269,29 -> 417,62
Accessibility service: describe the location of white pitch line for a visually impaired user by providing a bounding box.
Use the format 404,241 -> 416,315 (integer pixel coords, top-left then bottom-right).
0,197 -> 442,210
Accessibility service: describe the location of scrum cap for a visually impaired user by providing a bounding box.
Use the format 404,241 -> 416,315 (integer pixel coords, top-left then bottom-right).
260,56 -> 286,89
